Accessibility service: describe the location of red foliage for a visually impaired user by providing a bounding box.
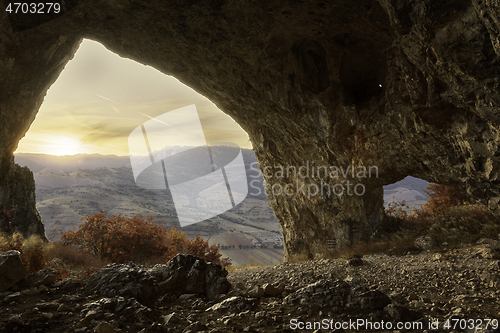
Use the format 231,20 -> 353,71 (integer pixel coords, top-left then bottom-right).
22,242 -> 47,273
58,211 -> 231,266
420,183 -> 474,215
182,235 -> 232,267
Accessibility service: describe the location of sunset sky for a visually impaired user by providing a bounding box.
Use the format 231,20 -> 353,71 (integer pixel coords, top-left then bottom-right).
15,39 -> 250,156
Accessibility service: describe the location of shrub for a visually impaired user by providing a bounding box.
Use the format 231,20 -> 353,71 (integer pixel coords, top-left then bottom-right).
336,183 -> 500,258
0,231 -> 48,273
58,212 -> 165,263
58,211 -> 231,267
182,235 -> 232,267
420,183 -> 475,215
45,242 -> 96,268
389,184 -> 500,248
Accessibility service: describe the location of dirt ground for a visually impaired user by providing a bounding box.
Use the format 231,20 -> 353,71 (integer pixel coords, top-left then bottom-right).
1,243 -> 499,333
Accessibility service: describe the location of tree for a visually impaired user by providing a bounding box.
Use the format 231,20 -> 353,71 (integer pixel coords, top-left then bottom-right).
183,235 -> 231,267
58,211 -> 231,266
421,183 -> 474,214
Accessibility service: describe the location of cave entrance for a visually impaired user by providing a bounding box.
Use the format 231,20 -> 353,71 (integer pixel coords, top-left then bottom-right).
13,39 -> 283,265
14,38 -> 252,236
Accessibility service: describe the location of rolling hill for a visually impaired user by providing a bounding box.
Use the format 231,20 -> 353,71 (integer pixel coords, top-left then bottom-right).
14,151 -> 429,266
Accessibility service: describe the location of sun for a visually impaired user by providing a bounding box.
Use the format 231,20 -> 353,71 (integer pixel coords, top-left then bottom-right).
44,136 -> 84,156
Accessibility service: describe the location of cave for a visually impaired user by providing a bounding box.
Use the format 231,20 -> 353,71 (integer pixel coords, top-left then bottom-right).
2,0 -> 500,262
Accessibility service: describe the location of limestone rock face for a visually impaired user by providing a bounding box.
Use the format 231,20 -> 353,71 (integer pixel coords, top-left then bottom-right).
84,255 -> 230,306
0,250 -> 26,291
0,6 -> 80,240
148,254 -> 231,300
0,162 -> 46,240
2,0 -> 500,261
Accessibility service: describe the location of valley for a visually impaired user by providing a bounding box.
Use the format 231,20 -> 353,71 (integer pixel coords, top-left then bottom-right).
15,152 -> 428,267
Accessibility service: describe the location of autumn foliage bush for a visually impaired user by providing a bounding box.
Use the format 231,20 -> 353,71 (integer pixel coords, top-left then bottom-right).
0,204 -> 48,273
57,211 -> 231,267
384,183 -> 500,248
0,232 -> 48,273
336,183 -> 500,258
419,183 -> 476,215
0,206 -> 230,281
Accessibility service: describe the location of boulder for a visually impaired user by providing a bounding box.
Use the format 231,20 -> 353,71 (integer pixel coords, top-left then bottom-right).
476,238 -> 500,250
95,321 -> 121,333
85,263 -> 157,306
347,257 -> 364,266
415,236 -> 436,251
24,267 -> 57,288
248,285 -> 265,298
474,247 -> 500,260
148,254 -> 231,300
85,255 -> 231,306
0,251 -> 26,291
205,296 -> 256,312
262,283 -> 285,297
163,312 -> 189,326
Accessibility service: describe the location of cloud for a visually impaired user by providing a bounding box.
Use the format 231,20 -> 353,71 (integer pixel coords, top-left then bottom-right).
80,121 -> 135,144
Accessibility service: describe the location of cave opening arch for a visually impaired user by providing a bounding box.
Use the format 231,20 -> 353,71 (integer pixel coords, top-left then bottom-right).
2,0 -> 500,263
13,38 -> 258,239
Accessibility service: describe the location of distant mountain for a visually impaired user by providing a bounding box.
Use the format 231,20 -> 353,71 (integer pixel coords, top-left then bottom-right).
16,151 -> 430,209
13,155 -> 47,173
383,176 -> 429,208
14,153 -> 131,171
23,148 -> 278,243
383,176 -> 429,193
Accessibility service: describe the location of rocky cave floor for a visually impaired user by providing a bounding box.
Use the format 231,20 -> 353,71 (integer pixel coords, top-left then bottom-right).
1,242 -> 500,333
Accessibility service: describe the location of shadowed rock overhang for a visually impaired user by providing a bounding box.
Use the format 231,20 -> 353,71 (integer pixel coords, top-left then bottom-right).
1,0 -> 500,262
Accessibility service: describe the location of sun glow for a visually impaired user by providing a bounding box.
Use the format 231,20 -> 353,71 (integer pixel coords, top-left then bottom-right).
43,136 -> 85,156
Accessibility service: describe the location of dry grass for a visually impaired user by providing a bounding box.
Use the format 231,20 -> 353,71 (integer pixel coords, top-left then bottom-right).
332,201 -> 500,259
0,232 -> 49,273
226,263 -> 267,273
0,231 -> 108,279
44,242 -> 96,268
226,256 -> 267,272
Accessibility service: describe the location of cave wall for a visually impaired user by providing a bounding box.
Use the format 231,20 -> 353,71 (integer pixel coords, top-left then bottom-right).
1,0 -> 500,261
0,7 -> 81,238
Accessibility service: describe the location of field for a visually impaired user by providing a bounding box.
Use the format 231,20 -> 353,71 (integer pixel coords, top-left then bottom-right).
219,248 -> 284,266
